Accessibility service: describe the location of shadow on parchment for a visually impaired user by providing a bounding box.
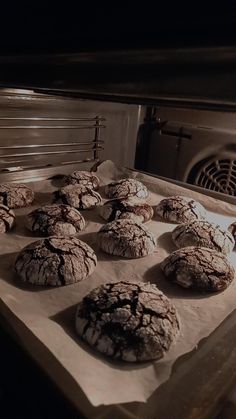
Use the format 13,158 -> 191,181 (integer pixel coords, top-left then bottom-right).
98,185 -> 107,199
76,231 -> 98,249
81,207 -> 104,224
157,232 -> 176,254
49,174 -> 65,188
34,191 -> 54,206
50,304 -> 152,371
12,214 -> 36,238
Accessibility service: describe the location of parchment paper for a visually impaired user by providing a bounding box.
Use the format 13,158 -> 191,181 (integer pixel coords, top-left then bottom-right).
1,160 -> 236,408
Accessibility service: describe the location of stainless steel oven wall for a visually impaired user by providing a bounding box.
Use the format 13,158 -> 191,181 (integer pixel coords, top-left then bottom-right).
65,97 -> 141,168
138,106 -> 236,196
0,89 -> 141,181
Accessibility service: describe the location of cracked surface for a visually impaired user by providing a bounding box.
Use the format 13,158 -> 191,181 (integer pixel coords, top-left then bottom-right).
100,197 -> 154,223
0,183 -> 34,209
105,178 -> 148,200
156,196 -> 206,223
161,246 -> 235,292
54,184 -> 102,210
14,236 -> 97,286
228,222 -> 236,245
75,281 -> 180,362
97,219 -> 157,258
172,220 -> 235,254
64,170 -> 100,190
26,204 -> 86,236
0,204 -> 15,232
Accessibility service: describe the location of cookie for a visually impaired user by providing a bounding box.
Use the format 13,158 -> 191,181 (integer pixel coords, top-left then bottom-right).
105,178 -> 148,200
228,222 -> 236,246
75,281 -> 180,362
100,197 -> 153,223
26,204 -> 85,236
161,246 -> 235,292
156,196 -> 206,223
0,204 -> 15,232
64,170 -> 100,190
97,219 -> 156,258
172,220 -> 235,254
0,183 -> 34,209
14,236 -> 97,286
54,184 -> 102,210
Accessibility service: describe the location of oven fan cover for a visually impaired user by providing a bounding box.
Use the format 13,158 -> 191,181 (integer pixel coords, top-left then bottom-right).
189,155 -> 236,196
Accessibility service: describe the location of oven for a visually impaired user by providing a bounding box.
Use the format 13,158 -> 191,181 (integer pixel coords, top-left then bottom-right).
135,106 -> 236,199
1,43 -> 236,419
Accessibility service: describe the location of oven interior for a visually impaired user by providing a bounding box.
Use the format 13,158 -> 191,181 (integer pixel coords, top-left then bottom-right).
0,89 -> 140,182
135,105 -> 236,200
1,88 -> 236,203
1,85 -> 236,419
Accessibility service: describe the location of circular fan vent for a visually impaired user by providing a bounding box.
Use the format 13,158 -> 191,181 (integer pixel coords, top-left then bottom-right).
192,158 -> 236,195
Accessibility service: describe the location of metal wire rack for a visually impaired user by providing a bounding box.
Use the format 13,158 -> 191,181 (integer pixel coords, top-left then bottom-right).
0,115 -> 105,176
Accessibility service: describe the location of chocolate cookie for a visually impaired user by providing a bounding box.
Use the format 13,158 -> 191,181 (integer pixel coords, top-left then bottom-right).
105,178 -> 148,200
0,183 -> 34,209
97,219 -> 156,258
161,246 -> 235,292
14,236 -> 97,286
26,204 -> 85,236
54,184 -> 102,210
156,196 -> 206,223
75,281 -> 180,362
172,220 -> 235,254
100,197 -> 153,223
228,222 -> 236,246
64,170 -> 100,190
0,204 -> 15,232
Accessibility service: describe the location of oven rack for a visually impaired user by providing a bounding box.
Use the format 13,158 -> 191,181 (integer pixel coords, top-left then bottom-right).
0,115 -> 105,179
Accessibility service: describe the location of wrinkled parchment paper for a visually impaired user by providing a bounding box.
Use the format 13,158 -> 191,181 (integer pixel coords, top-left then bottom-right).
1,160 -> 236,408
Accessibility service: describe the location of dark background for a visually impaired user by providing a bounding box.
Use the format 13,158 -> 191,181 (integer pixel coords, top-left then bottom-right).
1,4 -> 236,54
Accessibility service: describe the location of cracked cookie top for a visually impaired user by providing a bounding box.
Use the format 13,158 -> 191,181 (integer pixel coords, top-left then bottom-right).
161,246 -> 235,292
156,195 -> 206,223
26,204 -> 85,236
105,178 -> 148,200
0,204 -> 15,233
14,236 -> 97,286
100,197 -> 153,223
97,219 -> 157,258
228,222 -> 236,245
75,281 -> 180,362
53,184 -> 102,210
172,220 -> 235,254
0,183 -> 34,209
64,170 -> 100,190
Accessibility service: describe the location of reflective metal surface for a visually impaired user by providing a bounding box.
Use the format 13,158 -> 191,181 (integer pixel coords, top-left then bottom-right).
1,47 -> 236,109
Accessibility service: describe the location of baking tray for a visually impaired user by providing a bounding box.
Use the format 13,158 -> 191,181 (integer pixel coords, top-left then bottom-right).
1,161 -> 236,419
